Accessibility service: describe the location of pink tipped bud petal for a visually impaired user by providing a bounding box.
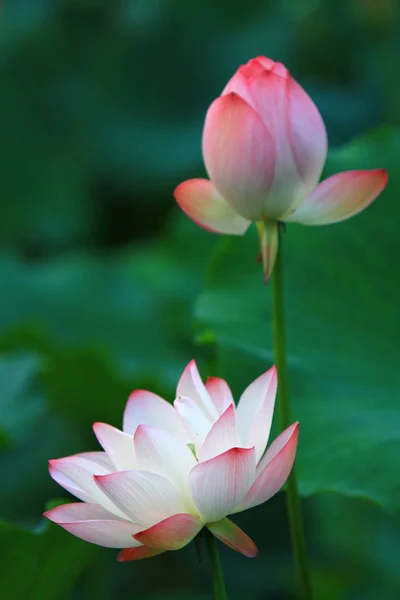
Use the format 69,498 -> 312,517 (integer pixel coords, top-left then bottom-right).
221,70 -> 255,109
173,178 -> 250,235
285,169 -> 388,225
202,93 -> 276,221
287,77 -> 327,191
238,57 -> 272,79
245,69 -> 326,217
253,56 -> 276,71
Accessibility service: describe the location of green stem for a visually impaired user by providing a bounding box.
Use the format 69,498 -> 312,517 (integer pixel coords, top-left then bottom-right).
271,227 -> 313,600
204,530 -> 228,600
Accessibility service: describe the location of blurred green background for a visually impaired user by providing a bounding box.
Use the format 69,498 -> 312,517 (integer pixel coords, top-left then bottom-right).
0,0 -> 399,598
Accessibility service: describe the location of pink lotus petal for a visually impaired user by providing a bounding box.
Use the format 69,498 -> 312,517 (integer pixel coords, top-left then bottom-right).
222,71 -> 255,108
205,377 -> 234,415
94,470 -> 184,528
256,421 -> 299,474
134,425 -> 197,507
48,460 -> 92,504
174,179 -> 250,235
207,518 -> 258,558
117,546 -> 165,562
198,405 -> 240,463
174,395 -> 214,448
238,57 -> 273,79
236,423 -> 299,512
45,501 -> 121,522
78,452 -> 114,470
93,423 -> 136,471
256,220 -> 279,284
245,70 -> 308,218
287,77 -> 327,191
176,360 -> 218,420
48,454 -> 127,517
189,447 -> 256,522
285,169 -> 388,225
236,366 -> 278,462
123,389 -> 189,442
48,452 -> 112,503
271,61 -> 289,77
133,513 -> 203,550
202,93 -> 275,222
44,502 -> 141,548
254,56 -> 275,71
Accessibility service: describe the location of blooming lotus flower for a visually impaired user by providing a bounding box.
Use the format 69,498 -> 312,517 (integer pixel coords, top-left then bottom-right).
174,56 -> 388,281
45,361 -> 298,561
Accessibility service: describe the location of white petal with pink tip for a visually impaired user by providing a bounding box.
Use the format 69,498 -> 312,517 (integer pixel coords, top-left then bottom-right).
173,179 -> 250,236
285,169 -> 387,225
44,502 -> 142,548
123,389 -> 189,442
49,452 -> 112,503
93,423 -> 136,471
95,470 -> 184,527
205,377 -> 234,415
189,447 -> 256,522
236,366 -> 277,462
176,360 -> 218,420
235,423 -> 299,512
174,394 -> 214,448
198,405 -> 240,463
134,425 -> 197,510
49,456 -> 128,518
133,513 -> 203,550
